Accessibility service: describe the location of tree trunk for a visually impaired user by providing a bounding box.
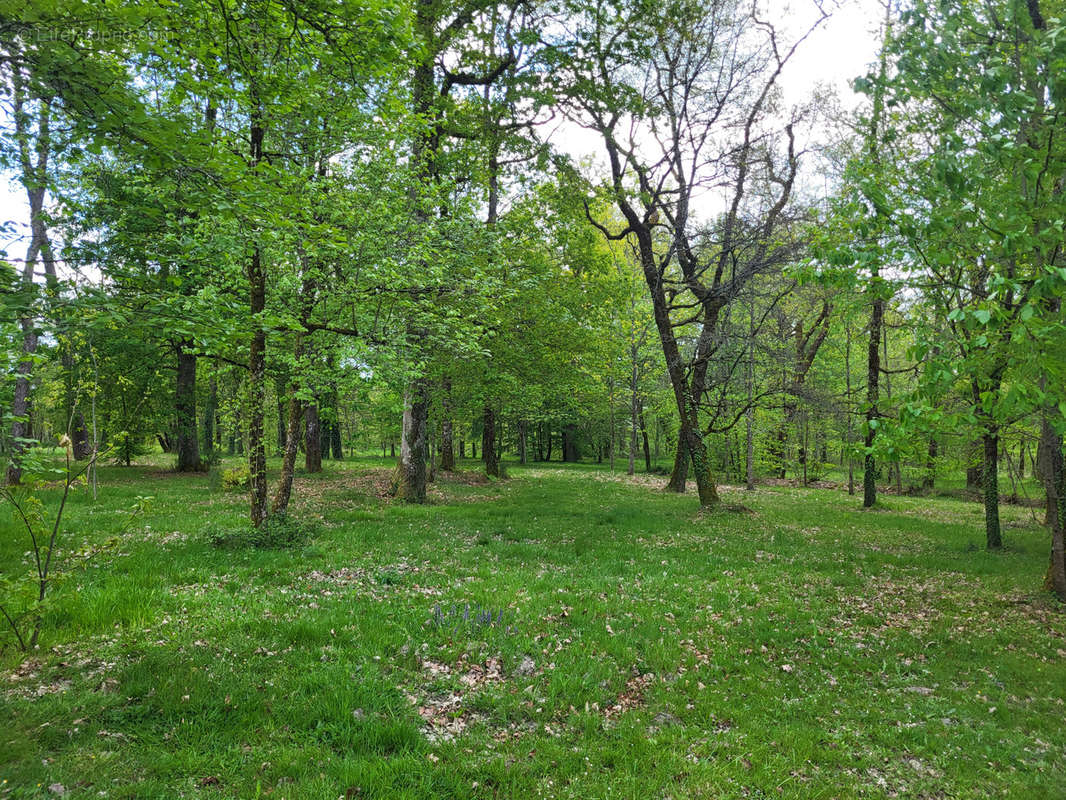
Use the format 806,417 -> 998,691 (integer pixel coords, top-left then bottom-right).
684,422 -> 719,506
305,403 -> 322,473
483,405 -> 499,477
71,412 -> 90,461
395,380 -> 429,502
666,433 -> 688,493
247,246 -> 268,526
984,428 -> 1002,549
440,378 -> 455,471
1039,416 -> 1065,597
863,290 -> 883,508
544,428 -> 552,462
330,414 -> 343,459
923,438 -> 937,491
175,342 -> 201,471
271,395 -> 303,515
518,420 -> 527,465
5,86 -> 55,486
639,410 -> 651,472
6,318 -> 38,485
773,407 -> 791,480
276,383 -> 287,456
845,323 -> 854,495
203,373 -> 217,458
563,423 -> 579,463
628,352 -> 639,475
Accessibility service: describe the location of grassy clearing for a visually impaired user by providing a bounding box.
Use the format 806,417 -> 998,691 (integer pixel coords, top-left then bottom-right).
1,456 -> 1064,799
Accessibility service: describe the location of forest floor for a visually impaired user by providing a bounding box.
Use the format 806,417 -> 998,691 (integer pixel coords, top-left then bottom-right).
1,456 -> 1064,799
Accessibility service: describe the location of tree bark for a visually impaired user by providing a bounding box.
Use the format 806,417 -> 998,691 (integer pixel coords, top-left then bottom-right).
395,380 -> 429,502
922,438 -> 937,491
666,432 -> 688,493
483,405 -> 499,477
518,420 -> 527,465
639,410 -> 651,472
1038,408 -> 1065,595
628,350 -> 639,475
204,373 -> 217,459
70,412 -> 90,461
845,322 -> 854,495
563,422 -> 579,463
984,429 -> 1002,549
6,86 -> 55,485
330,413 -> 343,459
862,2 -> 892,509
863,291 -> 882,508
271,395 -> 303,515
440,378 -> 455,471
305,403 -> 322,473
247,244 -> 268,527
175,342 -> 201,471
276,382 -> 287,456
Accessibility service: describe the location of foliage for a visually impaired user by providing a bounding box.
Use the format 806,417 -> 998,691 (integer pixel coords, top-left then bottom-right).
220,465 -> 250,490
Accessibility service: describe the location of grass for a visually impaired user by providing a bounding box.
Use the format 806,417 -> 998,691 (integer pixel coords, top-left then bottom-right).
1,454 -> 1064,799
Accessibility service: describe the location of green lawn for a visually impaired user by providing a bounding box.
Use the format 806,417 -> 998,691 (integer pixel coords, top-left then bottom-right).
1,457 -> 1064,799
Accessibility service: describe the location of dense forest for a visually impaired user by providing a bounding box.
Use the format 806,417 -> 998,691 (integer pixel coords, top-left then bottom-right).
2,0 -> 1066,796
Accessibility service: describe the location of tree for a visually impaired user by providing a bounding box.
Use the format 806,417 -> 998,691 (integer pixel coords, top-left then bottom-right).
556,0 -> 823,505
881,0 -> 1066,551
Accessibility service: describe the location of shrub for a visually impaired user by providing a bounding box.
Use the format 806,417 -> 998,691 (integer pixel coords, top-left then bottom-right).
208,513 -> 320,550
221,465 -> 250,489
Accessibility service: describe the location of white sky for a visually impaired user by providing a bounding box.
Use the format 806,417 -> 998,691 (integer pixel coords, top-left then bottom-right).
0,0 -> 880,269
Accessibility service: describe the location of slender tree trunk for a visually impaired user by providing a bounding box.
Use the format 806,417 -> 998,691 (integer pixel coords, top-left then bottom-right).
863,291 -> 882,508
639,410 -> 651,472
1039,412 -> 1065,597
395,380 -> 429,502
845,322 -> 854,495
6,87 -> 55,486
175,342 -> 201,471
70,412 -> 90,461
247,244 -> 268,526
774,404 -> 793,480
563,423 -> 579,463
628,348 -> 639,475
966,443 -> 983,491
272,395 -> 303,515
518,420 -> 527,465
544,428 -> 552,462
330,410 -> 342,459
440,378 -> 455,471
203,372 -> 217,459
745,298 -> 756,491
862,2 -> 891,509
984,428 -> 1002,549
275,380 -> 287,456
483,405 -> 499,477
305,403 -> 322,473
608,380 -> 615,471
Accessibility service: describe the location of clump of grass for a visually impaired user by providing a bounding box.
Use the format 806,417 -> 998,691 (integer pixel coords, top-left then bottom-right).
208,513 -> 320,549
